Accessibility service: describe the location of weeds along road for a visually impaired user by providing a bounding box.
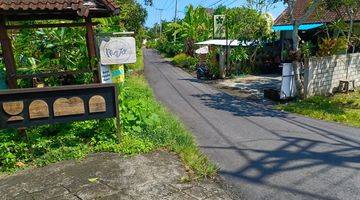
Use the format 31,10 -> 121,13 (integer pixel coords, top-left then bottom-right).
143,48 -> 360,200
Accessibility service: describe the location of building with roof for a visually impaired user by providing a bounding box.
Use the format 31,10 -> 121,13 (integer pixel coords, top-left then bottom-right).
273,0 -> 360,61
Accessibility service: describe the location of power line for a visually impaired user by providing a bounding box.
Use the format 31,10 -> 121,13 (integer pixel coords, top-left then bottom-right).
208,0 -> 227,8
226,0 -> 238,7
199,0 -> 207,6
156,8 -> 164,34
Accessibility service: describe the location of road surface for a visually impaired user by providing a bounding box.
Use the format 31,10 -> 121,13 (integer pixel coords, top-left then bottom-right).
143,49 -> 360,200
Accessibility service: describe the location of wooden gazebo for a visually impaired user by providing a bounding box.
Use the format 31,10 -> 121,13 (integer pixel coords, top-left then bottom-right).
0,0 -> 120,89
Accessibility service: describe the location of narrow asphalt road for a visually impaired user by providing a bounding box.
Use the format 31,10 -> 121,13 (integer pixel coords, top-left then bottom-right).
143,49 -> 360,200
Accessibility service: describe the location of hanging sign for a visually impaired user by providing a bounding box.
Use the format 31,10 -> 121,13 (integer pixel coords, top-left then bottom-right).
214,15 -> 226,39
100,64 -> 125,84
99,37 -> 137,65
0,68 -> 8,90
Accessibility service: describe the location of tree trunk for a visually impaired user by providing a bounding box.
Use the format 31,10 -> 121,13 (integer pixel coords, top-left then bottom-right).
287,0 -> 321,98
345,8 -> 354,80
291,21 -> 304,98
250,46 -> 259,69
292,21 -> 300,51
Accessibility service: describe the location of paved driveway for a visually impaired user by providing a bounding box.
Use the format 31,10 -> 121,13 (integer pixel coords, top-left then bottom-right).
144,49 -> 360,200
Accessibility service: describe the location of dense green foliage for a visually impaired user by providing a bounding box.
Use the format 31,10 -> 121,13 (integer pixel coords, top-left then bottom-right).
11,27 -> 93,88
148,5 -> 275,76
277,91 -> 360,127
172,53 -> 199,71
0,0 -> 148,88
98,0 -> 148,48
150,5 -> 273,56
149,5 -> 212,57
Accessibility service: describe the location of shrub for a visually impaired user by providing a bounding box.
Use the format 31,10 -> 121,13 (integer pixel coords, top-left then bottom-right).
172,53 -> 198,70
300,41 -> 315,58
146,40 -> 158,49
317,37 -> 348,57
153,36 -> 185,57
173,53 -> 188,66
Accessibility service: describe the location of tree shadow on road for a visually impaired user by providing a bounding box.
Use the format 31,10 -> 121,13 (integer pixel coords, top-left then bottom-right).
192,92 -> 360,200
191,92 -> 285,118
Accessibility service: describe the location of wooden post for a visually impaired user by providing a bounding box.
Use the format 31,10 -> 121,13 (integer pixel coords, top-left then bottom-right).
114,84 -> 122,143
0,17 -> 17,89
85,18 -> 96,59
85,18 -> 99,83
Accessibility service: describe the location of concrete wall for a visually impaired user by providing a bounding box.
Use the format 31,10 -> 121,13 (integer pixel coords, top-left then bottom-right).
304,53 -> 360,97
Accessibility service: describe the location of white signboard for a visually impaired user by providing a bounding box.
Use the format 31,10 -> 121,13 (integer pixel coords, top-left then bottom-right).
99,37 -> 137,65
214,15 -> 226,39
100,64 -> 112,84
100,64 -> 125,84
195,46 -> 209,55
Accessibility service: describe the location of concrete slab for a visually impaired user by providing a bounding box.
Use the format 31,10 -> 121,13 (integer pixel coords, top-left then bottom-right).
0,151 -> 237,200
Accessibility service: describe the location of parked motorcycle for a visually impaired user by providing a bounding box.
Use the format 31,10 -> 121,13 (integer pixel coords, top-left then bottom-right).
196,65 -> 213,80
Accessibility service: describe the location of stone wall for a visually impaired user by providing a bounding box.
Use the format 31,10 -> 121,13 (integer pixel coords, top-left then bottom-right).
304,53 -> 360,97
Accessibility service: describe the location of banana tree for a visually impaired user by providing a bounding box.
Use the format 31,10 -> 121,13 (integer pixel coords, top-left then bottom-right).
178,5 -> 212,56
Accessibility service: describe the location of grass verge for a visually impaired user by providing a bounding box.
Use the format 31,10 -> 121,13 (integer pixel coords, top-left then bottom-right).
0,52 -> 217,178
276,91 -> 360,127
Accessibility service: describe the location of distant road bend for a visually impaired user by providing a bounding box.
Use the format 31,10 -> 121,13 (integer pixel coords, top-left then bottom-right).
144,49 -> 360,200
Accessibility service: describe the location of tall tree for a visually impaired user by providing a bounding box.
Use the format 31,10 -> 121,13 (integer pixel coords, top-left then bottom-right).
226,7 -> 273,67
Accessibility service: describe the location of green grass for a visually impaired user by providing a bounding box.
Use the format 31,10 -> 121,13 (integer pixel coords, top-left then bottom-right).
0,54 -> 217,178
276,91 -> 360,127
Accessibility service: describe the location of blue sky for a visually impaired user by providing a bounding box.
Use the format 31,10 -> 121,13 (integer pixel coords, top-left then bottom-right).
138,0 -> 287,28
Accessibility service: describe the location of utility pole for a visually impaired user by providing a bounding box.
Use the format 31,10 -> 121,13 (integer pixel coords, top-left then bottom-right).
156,8 -> 164,36
225,17 -> 229,78
174,0 -> 178,21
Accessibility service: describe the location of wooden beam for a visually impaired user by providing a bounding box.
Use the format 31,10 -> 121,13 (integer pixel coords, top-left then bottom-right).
85,18 -> 99,83
85,19 -> 97,59
5,22 -> 99,30
0,17 -> 17,89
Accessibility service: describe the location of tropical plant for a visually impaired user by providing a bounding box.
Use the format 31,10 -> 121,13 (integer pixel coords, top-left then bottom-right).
158,5 -> 212,56
300,41 -> 315,58
317,37 -> 348,56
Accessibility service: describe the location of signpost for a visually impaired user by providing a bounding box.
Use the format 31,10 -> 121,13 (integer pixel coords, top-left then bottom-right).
98,36 -> 136,84
0,0 -> 123,142
97,34 -> 137,140
214,15 -> 226,39
0,84 -> 119,129
99,37 -> 136,65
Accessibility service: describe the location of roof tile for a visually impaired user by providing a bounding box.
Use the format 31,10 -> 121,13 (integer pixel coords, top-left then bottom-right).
275,0 -> 360,25
0,0 -> 119,16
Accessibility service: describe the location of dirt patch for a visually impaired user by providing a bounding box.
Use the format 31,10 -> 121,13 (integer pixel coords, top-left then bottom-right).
0,151 -> 238,200
210,75 -> 281,100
